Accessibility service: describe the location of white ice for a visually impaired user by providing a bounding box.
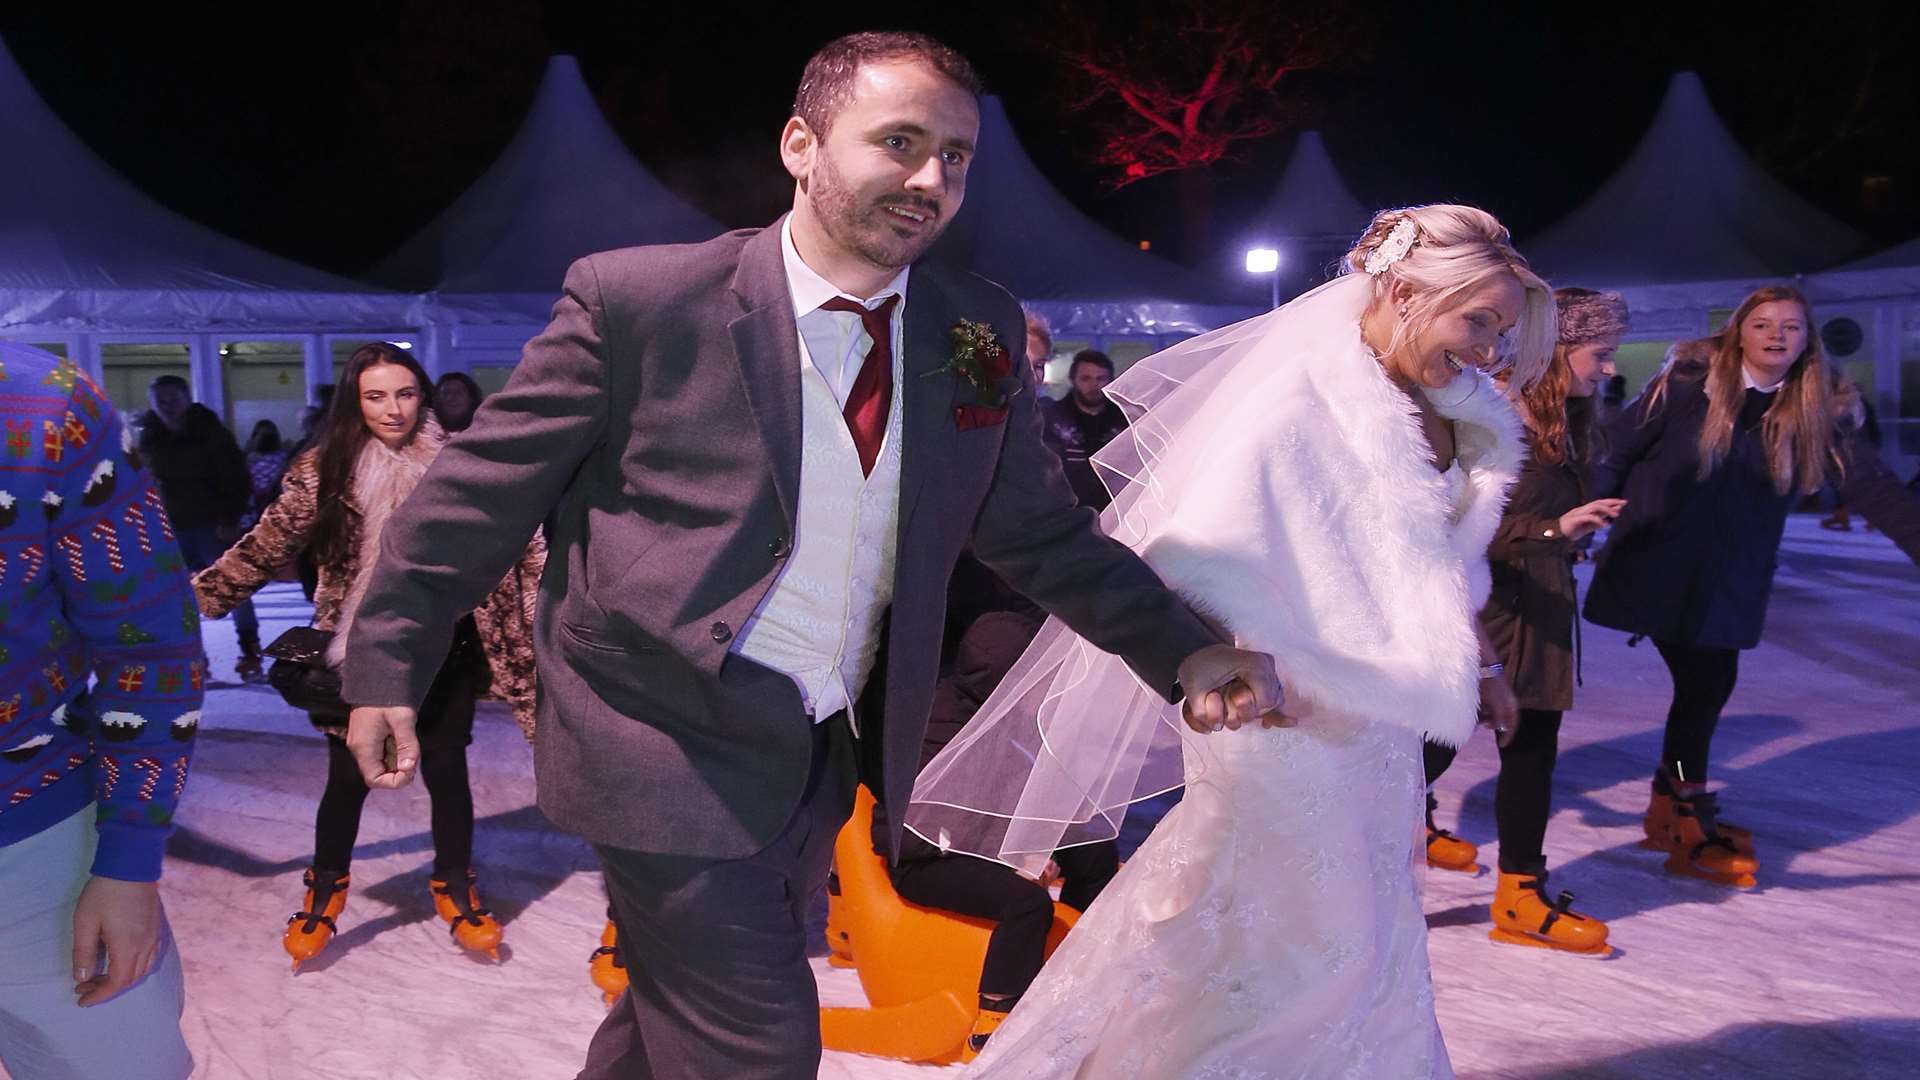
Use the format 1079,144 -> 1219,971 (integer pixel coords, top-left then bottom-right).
17,516 -> 1914,1079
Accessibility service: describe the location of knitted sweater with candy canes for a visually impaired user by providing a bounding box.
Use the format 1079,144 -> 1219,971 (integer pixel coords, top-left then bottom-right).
0,343 -> 205,882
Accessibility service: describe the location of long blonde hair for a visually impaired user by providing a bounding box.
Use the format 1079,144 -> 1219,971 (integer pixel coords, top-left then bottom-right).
1645,286 -> 1833,495
1342,205 -> 1558,392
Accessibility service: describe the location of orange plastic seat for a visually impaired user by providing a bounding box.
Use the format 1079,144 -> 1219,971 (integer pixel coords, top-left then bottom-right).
819,785 -> 1076,1064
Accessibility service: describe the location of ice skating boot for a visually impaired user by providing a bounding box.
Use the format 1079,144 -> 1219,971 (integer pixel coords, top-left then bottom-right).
1652,790 -> 1759,888
284,867 -> 350,972
589,912 -> 627,1006
959,997 -> 1015,1064
430,870 -> 504,959
1425,793 -> 1481,874
1488,863 -> 1611,956
1643,771 -> 1753,855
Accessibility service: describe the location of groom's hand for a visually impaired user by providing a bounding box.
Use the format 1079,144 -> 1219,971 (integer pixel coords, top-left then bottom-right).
347,705 -> 421,788
1177,645 -> 1285,734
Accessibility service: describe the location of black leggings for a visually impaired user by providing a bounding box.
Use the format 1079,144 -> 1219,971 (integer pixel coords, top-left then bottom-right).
1424,709 -> 1565,873
1653,640 -> 1740,784
314,738 -> 475,875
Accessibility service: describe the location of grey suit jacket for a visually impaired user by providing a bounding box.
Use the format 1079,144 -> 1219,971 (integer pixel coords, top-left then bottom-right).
342,224 -> 1217,861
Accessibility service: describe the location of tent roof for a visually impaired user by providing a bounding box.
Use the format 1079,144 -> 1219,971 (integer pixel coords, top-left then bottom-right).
1524,72 -> 1867,287
0,36 -> 375,297
927,96 -> 1214,306
373,55 -> 724,294
1837,234 -> 1920,272
1244,131 -> 1370,247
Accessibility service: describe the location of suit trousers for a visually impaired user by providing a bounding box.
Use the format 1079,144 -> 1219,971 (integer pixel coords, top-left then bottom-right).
579,713 -> 857,1080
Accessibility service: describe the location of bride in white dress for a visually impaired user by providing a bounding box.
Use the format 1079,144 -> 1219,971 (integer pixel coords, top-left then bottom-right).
906,205 -> 1554,1078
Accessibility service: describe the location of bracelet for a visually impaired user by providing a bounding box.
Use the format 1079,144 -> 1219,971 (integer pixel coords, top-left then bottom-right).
1478,662 -> 1505,680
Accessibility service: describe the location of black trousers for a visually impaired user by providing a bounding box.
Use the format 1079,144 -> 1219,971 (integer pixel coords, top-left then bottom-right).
311,634 -> 480,875
1654,639 -> 1741,783
580,715 -> 857,1080
1424,708 -> 1566,873
889,834 -> 1119,1001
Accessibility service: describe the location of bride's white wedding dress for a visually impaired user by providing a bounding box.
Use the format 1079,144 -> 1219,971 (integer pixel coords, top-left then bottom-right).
907,275 -> 1523,1079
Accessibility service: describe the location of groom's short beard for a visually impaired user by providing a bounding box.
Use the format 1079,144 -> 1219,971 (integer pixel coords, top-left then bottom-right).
810,156 -> 945,271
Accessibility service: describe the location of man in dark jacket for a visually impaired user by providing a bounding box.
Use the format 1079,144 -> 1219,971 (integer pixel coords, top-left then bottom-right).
137,376 -> 259,678
1039,349 -> 1130,511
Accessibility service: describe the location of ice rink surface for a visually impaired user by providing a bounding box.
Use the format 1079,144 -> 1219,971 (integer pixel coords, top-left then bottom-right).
29,516 -> 1912,1079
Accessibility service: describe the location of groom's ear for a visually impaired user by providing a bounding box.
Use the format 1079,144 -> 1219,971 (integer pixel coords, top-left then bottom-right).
780,117 -> 817,185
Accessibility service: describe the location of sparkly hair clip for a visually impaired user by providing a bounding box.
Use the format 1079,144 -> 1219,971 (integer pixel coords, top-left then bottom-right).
1364,219 -> 1419,276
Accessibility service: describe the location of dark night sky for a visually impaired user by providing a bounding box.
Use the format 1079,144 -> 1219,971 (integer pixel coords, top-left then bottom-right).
4,2 -> 1916,278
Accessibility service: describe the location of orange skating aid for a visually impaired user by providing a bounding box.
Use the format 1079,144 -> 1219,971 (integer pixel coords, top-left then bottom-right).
1488,869 -> 1611,956
284,867 -> 350,972
589,917 -> 627,1006
430,871 -> 504,959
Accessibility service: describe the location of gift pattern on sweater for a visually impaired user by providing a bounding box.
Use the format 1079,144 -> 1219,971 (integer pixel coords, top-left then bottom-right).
0,343 -> 205,882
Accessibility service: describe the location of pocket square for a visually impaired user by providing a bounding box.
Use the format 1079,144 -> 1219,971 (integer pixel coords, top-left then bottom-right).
954,404 -> 1008,431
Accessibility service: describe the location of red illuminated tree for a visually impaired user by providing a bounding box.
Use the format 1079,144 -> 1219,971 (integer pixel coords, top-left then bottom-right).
1041,0 -> 1360,188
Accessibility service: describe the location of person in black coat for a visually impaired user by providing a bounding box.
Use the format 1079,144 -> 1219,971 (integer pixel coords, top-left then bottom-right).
1585,284 -> 1920,888
1424,288 -> 1627,954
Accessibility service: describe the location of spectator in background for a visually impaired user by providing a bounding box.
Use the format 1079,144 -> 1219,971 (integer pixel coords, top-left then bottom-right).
137,375 -> 258,681
1039,349 -> 1129,511
241,421 -> 291,531
1023,308 -> 1053,395
434,372 -> 485,435
0,343 -> 203,1080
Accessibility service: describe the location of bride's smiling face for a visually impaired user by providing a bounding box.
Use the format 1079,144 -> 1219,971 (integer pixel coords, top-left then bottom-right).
1387,275 -> 1524,390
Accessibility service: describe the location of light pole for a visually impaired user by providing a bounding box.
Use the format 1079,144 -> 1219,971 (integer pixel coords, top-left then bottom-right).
1245,247 -> 1282,310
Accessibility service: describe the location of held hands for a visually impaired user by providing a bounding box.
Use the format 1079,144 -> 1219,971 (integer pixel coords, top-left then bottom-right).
346,705 -> 422,788
72,877 -> 162,1006
1177,644 -> 1291,735
1556,498 -> 1627,543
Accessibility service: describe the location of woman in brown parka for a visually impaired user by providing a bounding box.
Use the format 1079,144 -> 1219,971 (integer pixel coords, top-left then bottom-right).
1422,288 -> 1629,955
195,343 -> 542,970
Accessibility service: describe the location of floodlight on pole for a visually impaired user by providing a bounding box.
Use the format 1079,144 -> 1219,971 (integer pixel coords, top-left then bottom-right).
1244,247 -> 1283,310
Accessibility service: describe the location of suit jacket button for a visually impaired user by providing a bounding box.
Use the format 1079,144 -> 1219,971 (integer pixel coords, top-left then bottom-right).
769,535 -> 790,558
710,621 -> 732,643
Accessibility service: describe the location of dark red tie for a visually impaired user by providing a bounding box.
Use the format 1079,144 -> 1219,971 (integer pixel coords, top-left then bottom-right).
819,294 -> 899,477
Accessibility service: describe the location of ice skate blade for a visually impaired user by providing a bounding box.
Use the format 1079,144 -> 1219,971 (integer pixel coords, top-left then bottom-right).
1488,927 -> 1612,956
1426,858 -> 1484,876
1662,856 -> 1757,889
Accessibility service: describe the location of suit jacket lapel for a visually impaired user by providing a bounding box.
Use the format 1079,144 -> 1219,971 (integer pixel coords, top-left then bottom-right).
898,269 -> 958,534
727,227 -> 803,527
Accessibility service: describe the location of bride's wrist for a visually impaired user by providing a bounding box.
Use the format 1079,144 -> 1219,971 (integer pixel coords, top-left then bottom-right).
1478,661 -> 1505,680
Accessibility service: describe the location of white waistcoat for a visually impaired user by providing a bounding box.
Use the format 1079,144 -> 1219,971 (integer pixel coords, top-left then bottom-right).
732,339 -> 904,728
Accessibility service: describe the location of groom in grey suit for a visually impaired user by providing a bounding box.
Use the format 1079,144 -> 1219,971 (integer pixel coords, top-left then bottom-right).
342,31 -> 1279,1079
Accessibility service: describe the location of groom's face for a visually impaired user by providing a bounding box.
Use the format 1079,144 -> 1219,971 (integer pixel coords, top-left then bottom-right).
790,60 -> 979,271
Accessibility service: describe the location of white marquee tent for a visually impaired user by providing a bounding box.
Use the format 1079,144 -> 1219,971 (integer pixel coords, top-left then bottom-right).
925,96 -> 1253,350
1233,130 -> 1372,299
370,55 -> 728,384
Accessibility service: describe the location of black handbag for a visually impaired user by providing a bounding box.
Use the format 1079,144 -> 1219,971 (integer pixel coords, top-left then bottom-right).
263,626 -> 350,719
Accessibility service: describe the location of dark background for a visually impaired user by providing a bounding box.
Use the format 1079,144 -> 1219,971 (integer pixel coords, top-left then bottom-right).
5,1 -> 1915,277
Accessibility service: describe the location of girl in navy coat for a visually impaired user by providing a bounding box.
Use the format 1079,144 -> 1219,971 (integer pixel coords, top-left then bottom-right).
1585,285 -> 1834,887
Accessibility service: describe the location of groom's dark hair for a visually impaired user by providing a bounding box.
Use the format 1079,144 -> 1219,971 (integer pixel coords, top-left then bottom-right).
793,31 -> 983,138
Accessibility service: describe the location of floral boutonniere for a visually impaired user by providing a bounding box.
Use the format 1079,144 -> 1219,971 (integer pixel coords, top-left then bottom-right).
925,318 -> 1022,409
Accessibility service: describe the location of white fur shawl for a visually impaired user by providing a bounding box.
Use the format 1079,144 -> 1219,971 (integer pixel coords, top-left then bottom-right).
1139,306 -> 1523,747
326,415 -> 446,668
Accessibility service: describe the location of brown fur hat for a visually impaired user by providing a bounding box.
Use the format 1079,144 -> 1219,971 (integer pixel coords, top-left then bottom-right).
1554,287 -> 1631,346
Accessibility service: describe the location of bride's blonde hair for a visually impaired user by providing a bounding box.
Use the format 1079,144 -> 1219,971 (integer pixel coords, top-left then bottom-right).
1342,205 -> 1557,391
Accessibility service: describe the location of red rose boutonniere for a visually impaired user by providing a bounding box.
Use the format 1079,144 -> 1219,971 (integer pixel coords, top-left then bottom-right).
926,318 -> 1022,410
